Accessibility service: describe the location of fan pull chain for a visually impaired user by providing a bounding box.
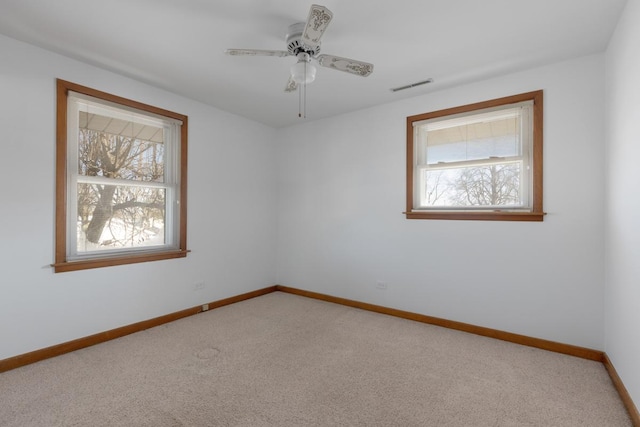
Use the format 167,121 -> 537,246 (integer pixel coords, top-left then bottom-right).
298,62 -> 308,119
298,82 -> 302,118
303,78 -> 307,118
299,84 -> 306,119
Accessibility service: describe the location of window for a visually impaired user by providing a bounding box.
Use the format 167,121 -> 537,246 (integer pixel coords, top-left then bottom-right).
406,91 -> 543,221
55,79 -> 188,272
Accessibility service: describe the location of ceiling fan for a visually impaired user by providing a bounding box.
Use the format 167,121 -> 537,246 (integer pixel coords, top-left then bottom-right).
225,4 -> 374,93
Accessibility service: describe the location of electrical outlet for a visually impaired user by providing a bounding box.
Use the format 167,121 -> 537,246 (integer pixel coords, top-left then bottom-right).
201,303 -> 209,311
194,281 -> 205,291
376,281 -> 388,290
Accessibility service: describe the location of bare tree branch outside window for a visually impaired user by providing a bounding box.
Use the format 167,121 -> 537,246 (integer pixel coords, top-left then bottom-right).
77,126 -> 166,250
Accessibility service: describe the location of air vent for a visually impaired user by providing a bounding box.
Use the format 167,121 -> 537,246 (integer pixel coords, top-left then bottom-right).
390,78 -> 434,92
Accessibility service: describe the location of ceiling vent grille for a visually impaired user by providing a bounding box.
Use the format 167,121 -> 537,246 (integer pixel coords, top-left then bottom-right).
390,78 -> 434,92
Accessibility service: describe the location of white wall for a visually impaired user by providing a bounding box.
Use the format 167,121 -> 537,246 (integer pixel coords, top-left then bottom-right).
0,35 -> 278,360
605,0 -> 640,408
276,54 -> 607,349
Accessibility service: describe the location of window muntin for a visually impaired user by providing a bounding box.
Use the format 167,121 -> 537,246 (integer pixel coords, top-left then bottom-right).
406,91 -> 543,221
55,80 -> 188,272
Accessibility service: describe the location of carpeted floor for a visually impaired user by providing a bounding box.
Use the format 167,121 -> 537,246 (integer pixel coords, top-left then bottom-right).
0,292 -> 632,426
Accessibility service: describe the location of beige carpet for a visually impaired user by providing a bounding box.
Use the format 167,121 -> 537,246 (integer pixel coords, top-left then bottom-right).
0,292 -> 631,426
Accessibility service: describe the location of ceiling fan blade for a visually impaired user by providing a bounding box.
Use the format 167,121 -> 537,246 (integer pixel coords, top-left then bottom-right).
301,4 -> 333,49
285,76 -> 298,93
225,49 -> 290,57
316,54 -> 374,77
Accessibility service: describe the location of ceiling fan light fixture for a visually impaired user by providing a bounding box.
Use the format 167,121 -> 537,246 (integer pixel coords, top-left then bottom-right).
290,57 -> 316,84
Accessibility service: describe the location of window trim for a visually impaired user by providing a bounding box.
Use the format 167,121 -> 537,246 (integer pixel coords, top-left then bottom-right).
405,90 -> 544,221
54,79 -> 189,272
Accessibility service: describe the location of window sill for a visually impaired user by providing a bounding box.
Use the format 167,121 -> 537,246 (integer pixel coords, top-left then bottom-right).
404,211 -> 545,222
52,250 -> 189,273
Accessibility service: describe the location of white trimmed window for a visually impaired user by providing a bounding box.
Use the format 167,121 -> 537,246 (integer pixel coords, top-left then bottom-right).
406,91 -> 543,221
55,80 -> 188,272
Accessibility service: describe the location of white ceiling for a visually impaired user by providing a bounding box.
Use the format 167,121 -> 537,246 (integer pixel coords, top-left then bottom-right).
0,0 -> 627,128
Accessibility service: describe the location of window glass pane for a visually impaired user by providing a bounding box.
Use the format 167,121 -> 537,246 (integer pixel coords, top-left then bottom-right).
421,162 -> 522,207
76,183 -> 166,252
424,115 -> 521,164
78,111 -> 165,182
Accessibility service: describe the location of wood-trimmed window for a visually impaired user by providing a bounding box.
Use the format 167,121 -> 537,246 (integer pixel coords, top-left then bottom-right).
54,79 -> 188,273
406,90 -> 544,221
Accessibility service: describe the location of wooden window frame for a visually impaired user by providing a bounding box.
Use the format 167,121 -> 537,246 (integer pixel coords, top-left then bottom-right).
405,90 -> 544,221
54,79 -> 189,273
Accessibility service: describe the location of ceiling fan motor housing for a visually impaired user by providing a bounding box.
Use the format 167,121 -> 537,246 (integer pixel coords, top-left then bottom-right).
286,22 -> 320,56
